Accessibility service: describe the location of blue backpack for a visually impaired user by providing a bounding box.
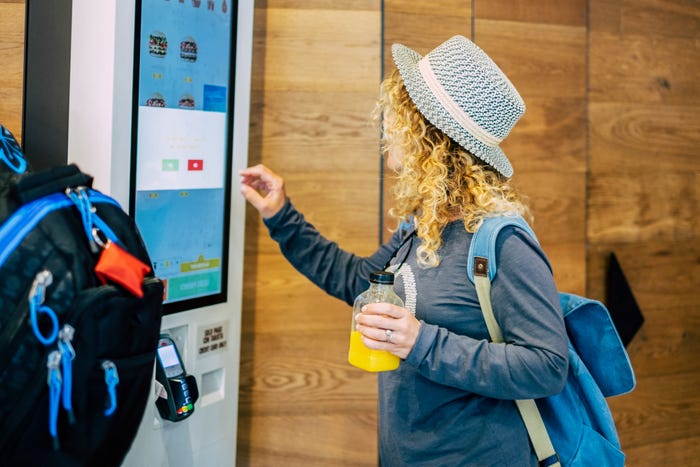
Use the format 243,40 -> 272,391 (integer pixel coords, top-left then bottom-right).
467,216 -> 635,467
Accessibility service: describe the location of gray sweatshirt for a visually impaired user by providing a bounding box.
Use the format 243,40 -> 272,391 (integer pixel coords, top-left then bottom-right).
263,199 -> 568,466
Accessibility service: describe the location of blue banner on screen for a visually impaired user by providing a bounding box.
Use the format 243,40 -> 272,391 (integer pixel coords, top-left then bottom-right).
131,0 -> 236,313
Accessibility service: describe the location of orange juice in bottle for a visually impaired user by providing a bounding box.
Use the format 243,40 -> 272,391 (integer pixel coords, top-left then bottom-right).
348,271 -> 403,372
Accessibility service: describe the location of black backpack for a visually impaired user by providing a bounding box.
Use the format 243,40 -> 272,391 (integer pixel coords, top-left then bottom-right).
0,124 -> 163,466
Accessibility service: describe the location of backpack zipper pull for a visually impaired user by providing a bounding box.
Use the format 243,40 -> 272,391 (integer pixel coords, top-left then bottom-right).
58,324 -> 76,424
65,187 -> 99,253
29,270 -> 59,346
46,350 -> 62,450
102,361 -> 119,416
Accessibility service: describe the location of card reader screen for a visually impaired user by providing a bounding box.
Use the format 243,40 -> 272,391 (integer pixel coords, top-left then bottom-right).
158,344 -> 184,378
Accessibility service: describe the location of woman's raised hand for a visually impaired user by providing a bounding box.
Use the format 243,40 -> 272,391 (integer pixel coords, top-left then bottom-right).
239,164 -> 287,219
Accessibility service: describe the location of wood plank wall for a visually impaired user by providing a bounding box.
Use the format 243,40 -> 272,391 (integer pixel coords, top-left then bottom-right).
241,0 -> 700,464
0,0 -> 24,140
472,0 -> 588,295
381,0 -> 470,243
0,0 -> 698,465
586,0 -> 700,464
239,1 -> 382,465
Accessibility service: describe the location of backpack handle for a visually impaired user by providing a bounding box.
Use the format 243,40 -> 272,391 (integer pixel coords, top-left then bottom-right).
16,164 -> 93,204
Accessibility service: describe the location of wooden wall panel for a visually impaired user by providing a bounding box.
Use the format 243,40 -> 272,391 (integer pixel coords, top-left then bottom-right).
589,102 -> 700,174
587,169 -> 697,244
587,240 -> 700,464
512,172 -> 586,293
504,96 -> 586,174
475,0 -> 586,26
589,32 -> 700,106
0,1 -> 25,139
588,0 -> 700,463
587,242 -> 699,368
238,2 -> 382,465
239,412 -> 377,466
383,0 -> 469,69
620,0 -> 699,39
474,14 -> 587,295
381,0 -> 470,239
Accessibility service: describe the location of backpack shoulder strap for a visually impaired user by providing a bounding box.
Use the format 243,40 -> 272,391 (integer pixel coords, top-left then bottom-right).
467,215 -> 538,284
467,215 -> 561,467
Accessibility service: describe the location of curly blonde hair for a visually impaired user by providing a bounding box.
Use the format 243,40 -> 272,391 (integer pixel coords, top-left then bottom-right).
375,69 -> 532,268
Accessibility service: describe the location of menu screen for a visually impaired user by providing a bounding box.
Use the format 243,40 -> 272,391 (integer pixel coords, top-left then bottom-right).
131,0 -> 236,313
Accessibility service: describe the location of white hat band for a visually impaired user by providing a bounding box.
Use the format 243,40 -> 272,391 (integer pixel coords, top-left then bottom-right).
417,57 -> 502,148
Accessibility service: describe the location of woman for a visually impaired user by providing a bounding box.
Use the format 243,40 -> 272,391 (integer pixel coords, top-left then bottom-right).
240,35 -> 568,466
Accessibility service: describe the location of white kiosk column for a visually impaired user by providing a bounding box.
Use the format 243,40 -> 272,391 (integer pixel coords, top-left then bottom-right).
66,1 -> 253,465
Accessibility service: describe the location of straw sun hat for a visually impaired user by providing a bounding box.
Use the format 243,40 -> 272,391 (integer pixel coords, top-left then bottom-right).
392,35 -> 525,178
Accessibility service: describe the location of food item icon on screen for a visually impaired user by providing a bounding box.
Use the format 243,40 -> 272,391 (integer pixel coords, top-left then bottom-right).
146,93 -> 167,108
180,37 -> 198,62
148,31 -> 168,57
178,94 -> 196,109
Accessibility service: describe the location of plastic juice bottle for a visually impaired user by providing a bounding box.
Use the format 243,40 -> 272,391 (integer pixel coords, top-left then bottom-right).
348,270 -> 403,372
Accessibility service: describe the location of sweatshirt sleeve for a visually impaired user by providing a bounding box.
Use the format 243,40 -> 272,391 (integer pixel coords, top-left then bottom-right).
404,227 -> 569,400
263,198 -> 401,306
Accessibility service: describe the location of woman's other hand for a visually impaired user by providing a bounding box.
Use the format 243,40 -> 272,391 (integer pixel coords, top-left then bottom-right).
355,303 -> 421,360
239,164 -> 287,218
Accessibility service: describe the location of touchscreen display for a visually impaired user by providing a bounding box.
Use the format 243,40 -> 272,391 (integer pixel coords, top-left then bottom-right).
131,0 -> 237,313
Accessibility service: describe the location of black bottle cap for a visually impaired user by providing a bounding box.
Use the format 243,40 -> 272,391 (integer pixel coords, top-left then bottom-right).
369,270 -> 395,284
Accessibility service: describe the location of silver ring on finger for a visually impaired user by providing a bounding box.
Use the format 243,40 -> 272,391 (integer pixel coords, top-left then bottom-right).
385,329 -> 394,343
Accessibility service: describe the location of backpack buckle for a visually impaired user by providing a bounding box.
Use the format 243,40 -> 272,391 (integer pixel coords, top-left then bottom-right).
539,453 -> 560,467
474,257 -> 489,277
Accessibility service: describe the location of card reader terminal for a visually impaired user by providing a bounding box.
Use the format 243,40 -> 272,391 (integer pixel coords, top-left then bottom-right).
155,335 -> 199,422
